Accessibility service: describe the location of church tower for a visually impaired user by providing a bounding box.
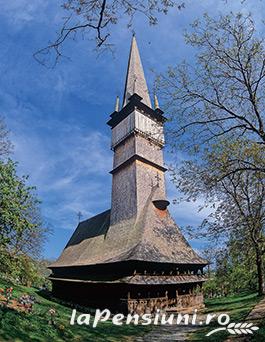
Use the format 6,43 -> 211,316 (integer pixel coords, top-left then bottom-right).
49,36 -> 208,315
108,36 -> 168,225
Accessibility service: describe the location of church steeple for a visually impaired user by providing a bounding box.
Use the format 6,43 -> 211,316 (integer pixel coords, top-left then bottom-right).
50,36 -> 208,312
108,37 -> 167,225
123,35 -> 152,108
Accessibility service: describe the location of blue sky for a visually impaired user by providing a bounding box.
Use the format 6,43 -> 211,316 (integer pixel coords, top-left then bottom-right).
0,0 -> 264,260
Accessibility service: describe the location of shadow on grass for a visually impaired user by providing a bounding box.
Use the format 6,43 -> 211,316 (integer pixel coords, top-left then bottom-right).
0,278 -> 150,342
205,293 -> 259,313
190,293 -> 261,342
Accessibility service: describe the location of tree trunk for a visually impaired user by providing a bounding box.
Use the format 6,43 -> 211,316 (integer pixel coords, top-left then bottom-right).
255,247 -> 265,296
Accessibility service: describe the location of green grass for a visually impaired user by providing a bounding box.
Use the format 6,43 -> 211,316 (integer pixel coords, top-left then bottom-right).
0,278 -> 149,342
1,278 -> 263,342
252,318 -> 265,341
190,293 -> 262,341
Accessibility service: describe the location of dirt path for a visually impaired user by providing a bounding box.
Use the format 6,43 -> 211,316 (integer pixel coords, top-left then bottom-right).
133,313 -> 206,342
133,297 -> 265,342
134,324 -> 199,342
225,296 -> 265,342
246,296 -> 265,323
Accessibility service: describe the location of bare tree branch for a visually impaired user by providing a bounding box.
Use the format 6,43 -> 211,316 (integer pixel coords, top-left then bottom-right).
34,0 -> 184,66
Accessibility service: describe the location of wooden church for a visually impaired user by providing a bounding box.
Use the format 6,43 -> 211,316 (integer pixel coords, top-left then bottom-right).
49,36 -> 207,314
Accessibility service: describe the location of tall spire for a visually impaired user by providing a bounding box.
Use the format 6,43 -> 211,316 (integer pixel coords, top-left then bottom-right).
122,35 -> 152,108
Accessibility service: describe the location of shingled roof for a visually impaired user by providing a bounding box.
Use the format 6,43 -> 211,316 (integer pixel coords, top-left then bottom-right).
49,274 -> 207,285
50,188 -> 207,268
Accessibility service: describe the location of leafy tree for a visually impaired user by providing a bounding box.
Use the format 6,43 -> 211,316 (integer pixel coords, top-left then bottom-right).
174,140 -> 265,295
0,117 -> 12,158
0,160 -> 49,259
203,239 -> 259,297
0,118 -> 50,285
15,255 -> 51,288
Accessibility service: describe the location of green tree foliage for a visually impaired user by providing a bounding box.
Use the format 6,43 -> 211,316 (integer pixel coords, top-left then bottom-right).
0,117 -> 50,287
203,242 -> 258,298
0,160 -> 39,252
0,117 -> 11,157
175,140 -> 265,295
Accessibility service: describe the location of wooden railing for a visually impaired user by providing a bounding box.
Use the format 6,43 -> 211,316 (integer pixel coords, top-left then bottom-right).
121,293 -> 204,315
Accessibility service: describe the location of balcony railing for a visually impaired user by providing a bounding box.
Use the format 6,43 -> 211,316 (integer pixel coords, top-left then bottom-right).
121,293 -> 204,315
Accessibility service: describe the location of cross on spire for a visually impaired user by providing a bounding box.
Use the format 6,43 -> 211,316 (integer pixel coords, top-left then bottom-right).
77,211 -> 83,223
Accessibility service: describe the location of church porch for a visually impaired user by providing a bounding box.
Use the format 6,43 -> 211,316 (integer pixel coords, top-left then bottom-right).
124,283 -> 205,315
50,277 -> 205,315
